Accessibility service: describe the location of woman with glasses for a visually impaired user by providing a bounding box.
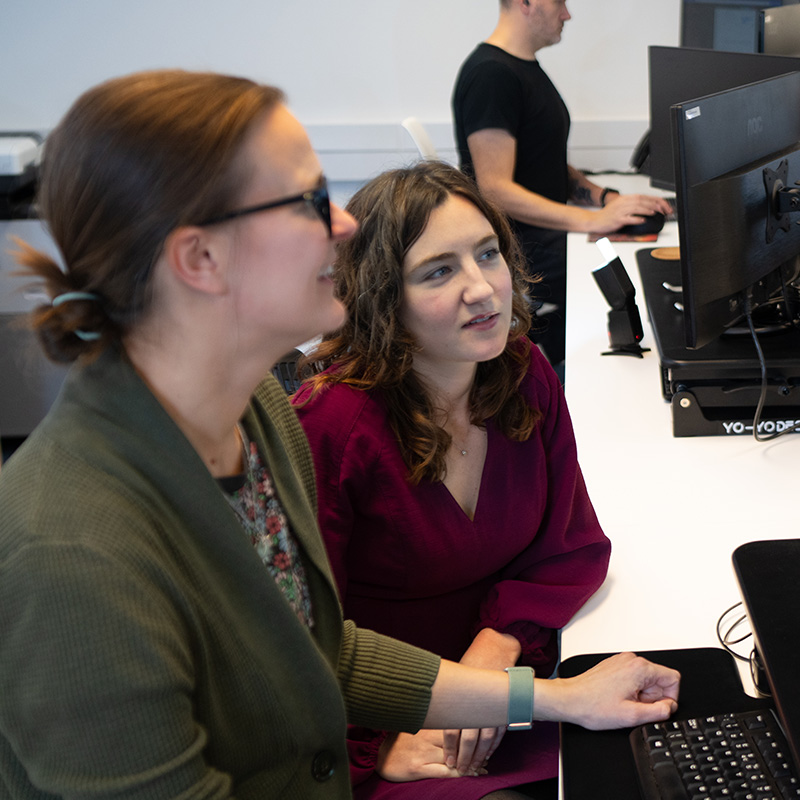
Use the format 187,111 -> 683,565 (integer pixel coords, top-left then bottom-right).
292,162 -> 612,800
0,70 -> 679,800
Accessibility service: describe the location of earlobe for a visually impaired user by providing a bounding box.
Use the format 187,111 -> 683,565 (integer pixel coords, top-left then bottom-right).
164,226 -> 229,296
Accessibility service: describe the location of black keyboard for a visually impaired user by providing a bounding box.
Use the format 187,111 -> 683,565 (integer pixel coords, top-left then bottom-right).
630,710 -> 800,800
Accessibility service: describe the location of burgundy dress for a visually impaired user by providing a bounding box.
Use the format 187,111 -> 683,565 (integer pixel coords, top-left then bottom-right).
293,346 -> 610,799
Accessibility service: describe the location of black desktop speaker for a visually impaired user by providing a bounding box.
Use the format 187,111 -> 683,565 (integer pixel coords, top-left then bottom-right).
592,254 -> 648,357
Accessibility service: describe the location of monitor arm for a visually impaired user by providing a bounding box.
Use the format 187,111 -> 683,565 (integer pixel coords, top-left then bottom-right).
764,159 -> 800,242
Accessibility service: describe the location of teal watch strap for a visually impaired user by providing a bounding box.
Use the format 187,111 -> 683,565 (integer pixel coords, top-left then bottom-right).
504,666 -> 534,730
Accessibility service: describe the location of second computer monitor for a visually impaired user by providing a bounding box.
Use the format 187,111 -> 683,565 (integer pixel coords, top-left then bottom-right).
760,4 -> 800,55
672,71 -> 800,349
681,0 -> 784,52
648,46 -> 800,190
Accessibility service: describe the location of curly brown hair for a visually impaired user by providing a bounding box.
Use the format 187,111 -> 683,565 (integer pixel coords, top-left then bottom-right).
300,161 -> 542,484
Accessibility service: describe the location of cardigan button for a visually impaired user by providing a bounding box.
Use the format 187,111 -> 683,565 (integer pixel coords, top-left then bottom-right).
311,750 -> 337,782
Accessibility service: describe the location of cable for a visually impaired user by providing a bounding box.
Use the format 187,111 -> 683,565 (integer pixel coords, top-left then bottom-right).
744,294 -> 800,442
716,601 -> 772,697
716,601 -> 752,662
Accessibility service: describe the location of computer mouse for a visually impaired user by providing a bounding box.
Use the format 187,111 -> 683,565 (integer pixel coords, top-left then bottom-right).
615,211 -> 665,237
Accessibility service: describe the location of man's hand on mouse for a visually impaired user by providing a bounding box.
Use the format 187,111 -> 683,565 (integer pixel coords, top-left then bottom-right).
590,192 -> 673,236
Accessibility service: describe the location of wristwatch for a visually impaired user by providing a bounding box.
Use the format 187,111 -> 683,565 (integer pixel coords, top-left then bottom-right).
600,187 -> 620,206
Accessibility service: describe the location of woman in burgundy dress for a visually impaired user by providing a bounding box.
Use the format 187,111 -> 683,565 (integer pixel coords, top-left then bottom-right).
293,162 -> 612,800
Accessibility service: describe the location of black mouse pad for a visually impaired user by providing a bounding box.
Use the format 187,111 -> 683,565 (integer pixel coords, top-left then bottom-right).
558,647 -> 771,800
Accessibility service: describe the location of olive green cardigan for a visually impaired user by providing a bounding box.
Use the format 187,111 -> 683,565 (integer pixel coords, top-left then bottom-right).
0,350 -> 440,799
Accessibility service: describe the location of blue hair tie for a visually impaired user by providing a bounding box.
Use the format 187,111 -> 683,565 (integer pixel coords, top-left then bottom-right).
73,329 -> 102,342
51,291 -> 103,342
51,291 -> 100,307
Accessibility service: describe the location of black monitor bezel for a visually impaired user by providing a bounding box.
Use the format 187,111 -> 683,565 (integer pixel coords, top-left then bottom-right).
760,4 -> 800,55
681,0 -> 784,52
648,46 -> 800,191
671,71 -> 800,349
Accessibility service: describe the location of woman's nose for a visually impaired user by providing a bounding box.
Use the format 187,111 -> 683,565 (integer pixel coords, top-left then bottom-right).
462,262 -> 494,304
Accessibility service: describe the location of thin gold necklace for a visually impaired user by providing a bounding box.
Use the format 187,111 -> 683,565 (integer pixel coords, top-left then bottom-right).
453,425 -> 485,457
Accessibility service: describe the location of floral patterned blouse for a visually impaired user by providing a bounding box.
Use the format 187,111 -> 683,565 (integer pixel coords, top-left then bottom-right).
219,426 -> 314,628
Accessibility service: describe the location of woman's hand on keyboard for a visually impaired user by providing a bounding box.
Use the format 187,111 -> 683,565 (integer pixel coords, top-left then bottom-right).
536,652 -> 680,730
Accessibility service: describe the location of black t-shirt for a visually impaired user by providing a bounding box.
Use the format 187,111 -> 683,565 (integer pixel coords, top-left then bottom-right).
452,43 -> 571,272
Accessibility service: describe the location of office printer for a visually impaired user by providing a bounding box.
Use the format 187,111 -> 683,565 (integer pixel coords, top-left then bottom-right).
0,133 -> 42,219
0,132 -> 69,439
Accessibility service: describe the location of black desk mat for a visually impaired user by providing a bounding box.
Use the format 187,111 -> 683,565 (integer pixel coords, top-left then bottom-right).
559,647 -> 770,799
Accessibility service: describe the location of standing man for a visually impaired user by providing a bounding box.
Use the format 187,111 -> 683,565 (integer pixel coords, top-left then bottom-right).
453,0 -> 670,374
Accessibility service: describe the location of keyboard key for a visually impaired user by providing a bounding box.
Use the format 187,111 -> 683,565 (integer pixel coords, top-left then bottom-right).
652,761 -> 691,799
631,711 -> 799,800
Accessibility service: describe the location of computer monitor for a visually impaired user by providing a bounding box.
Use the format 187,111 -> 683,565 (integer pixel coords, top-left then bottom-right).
671,71 -> 800,349
760,4 -> 800,55
681,0 -> 784,52
648,46 -> 800,190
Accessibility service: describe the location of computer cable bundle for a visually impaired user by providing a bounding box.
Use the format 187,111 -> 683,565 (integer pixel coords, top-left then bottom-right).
744,292 -> 800,442
716,601 -> 771,698
716,601 -> 751,662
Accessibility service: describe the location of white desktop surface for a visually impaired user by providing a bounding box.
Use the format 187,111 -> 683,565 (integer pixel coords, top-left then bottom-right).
560,175 -> 799,691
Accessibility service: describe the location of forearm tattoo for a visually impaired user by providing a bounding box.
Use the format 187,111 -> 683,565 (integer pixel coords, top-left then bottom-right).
569,178 -> 593,206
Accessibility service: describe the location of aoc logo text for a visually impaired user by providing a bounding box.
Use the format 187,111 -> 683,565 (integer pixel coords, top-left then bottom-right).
747,116 -> 764,137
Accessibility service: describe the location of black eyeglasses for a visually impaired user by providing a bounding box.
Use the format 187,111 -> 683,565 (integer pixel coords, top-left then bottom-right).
199,177 -> 332,237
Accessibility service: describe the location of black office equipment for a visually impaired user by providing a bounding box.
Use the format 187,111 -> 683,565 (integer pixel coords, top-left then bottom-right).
670,72 -> 800,350
638,250 -> 800,437
270,349 -> 303,394
647,46 -> 800,191
734,540 -> 800,775
629,539 -> 800,800
616,212 -> 665,239
561,648 -> 769,800
561,539 -> 800,799
681,0 -> 784,53
640,72 -> 800,437
592,241 -> 648,357
0,133 -> 41,221
631,709 -> 800,799
760,4 -> 800,55
0,221 -> 69,437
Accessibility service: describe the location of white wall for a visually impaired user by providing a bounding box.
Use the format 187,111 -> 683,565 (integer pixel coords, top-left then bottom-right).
1,0 -> 682,184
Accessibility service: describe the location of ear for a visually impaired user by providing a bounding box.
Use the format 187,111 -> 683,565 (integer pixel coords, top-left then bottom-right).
162,226 -> 230,296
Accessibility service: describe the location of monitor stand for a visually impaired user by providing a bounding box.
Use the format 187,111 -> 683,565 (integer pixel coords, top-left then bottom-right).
637,249 -> 800,437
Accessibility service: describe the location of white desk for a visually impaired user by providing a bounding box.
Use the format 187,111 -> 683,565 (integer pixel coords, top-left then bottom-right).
560,175 -> 799,693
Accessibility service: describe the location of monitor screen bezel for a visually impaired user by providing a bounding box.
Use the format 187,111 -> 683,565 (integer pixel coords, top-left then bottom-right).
671,71 -> 800,349
648,46 -> 800,191
681,0 -> 784,52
